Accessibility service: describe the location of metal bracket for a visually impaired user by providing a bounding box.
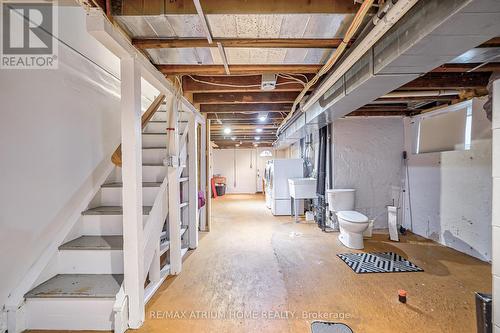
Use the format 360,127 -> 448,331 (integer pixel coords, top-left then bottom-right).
164,155 -> 179,167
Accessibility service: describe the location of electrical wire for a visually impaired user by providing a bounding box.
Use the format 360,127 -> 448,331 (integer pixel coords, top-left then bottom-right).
186,74 -> 308,89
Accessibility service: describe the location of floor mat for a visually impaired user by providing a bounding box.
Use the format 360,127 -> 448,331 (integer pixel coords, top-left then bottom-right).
311,322 -> 353,333
337,252 -> 423,274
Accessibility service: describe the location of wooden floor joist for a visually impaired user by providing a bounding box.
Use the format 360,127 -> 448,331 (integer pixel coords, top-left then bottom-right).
194,91 -> 298,104
200,103 -> 293,113
117,0 -> 360,15
157,65 -> 322,76
134,38 -> 347,49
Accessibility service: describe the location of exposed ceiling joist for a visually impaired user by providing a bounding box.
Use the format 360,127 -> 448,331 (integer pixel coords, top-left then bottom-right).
133,38 -> 347,49
183,74 -> 314,92
431,62 -> 500,73
157,65 -> 322,76
201,103 -> 292,113
401,72 -> 491,90
116,0 -> 359,15
206,113 -> 285,120
346,111 -> 411,117
194,91 -> 298,104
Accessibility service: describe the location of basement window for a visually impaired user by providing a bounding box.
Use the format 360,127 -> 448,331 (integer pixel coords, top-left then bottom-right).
415,100 -> 473,154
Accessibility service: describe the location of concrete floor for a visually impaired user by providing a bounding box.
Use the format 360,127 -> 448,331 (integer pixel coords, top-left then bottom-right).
28,194 -> 491,333
140,194 -> 491,333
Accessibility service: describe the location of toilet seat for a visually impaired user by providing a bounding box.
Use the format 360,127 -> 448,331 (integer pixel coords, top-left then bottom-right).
337,210 -> 368,223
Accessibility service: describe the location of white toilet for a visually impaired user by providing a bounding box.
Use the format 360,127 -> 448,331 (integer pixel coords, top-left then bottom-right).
326,189 -> 369,249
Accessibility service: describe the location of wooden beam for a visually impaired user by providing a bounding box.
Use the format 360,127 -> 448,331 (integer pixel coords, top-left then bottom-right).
431,62 -> 500,73
194,91 -> 298,104
206,113 -> 285,120
201,103 -> 292,113
346,111 -> 410,117
134,38 -> 346,49
401,72 -> 491,90
118,0 -> 359,15
157,65 -> 322,76
183,74 -> 314,92
479,37 -> 500,48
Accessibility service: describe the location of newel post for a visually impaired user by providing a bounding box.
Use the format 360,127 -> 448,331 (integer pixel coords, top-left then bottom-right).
120,56 -> 145,328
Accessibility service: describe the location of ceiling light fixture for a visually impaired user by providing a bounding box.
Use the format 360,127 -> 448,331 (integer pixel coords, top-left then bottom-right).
255,128 -> 263,133
231,136 -> 236,141
255,136 -> 261,140
253,143 -> 259,147
223,127 -> 231,135
258,112 -> 268,122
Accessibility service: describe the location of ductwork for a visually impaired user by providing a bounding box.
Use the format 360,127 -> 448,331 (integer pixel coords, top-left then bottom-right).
275,0 -> 500,148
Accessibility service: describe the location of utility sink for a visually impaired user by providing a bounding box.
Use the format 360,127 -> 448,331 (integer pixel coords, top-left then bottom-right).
288,178 -> 317,199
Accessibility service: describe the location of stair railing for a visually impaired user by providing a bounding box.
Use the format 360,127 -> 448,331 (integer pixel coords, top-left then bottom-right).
111,93 -> 165,166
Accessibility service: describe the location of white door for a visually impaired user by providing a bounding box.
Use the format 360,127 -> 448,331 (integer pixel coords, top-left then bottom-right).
213,149 -> 257,194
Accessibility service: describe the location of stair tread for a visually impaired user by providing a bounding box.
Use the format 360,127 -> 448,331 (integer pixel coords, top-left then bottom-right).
142,147 -> 167,150
143,132 -> 167,135
102,182 -> 162,188
25,274 -> 123,299
59,236 -> 123,251
82,206 -> 152,215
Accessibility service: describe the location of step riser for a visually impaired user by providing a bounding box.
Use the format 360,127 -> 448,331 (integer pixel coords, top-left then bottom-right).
25,298 -> 115,330
142,149 -> 167,165
144,122 -> 166,133
116,166 -> 166,183
59,250 -> 123,274
81,215 -> 148,236
142,134 -> 167,148
151,112 -> 167,122
97,187 -> 159,206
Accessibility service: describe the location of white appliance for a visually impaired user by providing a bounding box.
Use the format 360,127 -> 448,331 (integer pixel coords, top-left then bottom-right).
267,159 -> 304,216
326,189 -> 369,249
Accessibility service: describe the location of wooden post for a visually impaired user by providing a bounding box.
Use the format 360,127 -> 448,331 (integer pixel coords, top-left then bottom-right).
168,97 -> 182,274
188,115 -> 199,248
199,115 -> 208,231
206,120 -> 212,231
120,56 -> 145,329
492,76 -> 500,331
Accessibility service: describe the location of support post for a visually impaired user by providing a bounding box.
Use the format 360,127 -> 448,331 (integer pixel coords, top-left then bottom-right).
188,115 -> 199,248
168,98 -> 182,274
120,56 -> 145,329
199,115 -> 208,231
492,75 -> 500,331
206,120 -> 212,231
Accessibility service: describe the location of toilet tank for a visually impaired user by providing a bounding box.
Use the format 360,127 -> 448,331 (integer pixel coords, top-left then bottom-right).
326,189 -> 355,212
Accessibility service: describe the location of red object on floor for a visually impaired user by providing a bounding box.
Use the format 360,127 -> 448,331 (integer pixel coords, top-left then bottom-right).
211,178 -> 218,199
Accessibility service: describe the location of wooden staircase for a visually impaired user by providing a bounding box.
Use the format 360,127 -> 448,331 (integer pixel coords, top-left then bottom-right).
18,95 -> 202,331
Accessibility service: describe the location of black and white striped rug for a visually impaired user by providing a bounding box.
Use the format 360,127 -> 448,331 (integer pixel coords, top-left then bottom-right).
337,252 -> 423,274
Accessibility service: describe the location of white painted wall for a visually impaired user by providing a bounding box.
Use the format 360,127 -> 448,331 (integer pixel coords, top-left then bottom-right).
403,97 -> 492,261
0,5 -> 157,314
212,149 -> 257,194
332,117 -> 405,229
